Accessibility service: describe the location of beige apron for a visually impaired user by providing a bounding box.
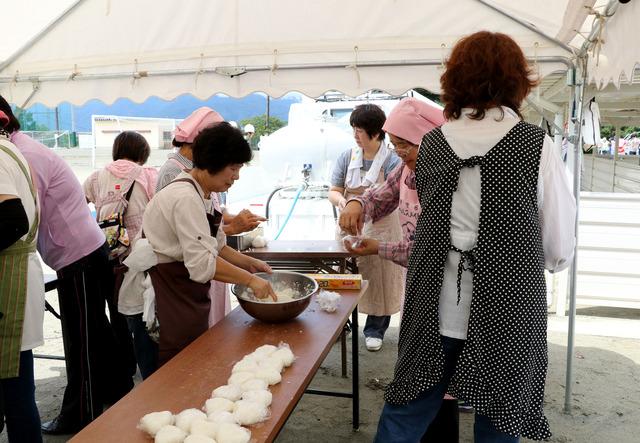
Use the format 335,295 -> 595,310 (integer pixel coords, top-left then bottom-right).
337,168 -> 404,315
0,141 -> 39,378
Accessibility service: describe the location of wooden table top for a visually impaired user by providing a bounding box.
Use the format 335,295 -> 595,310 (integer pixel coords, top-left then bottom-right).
70,282 -> 368,443
244,240 -> 352,260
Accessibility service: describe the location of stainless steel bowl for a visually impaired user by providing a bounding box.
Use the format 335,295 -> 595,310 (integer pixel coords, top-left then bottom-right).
231,271 -> 318,323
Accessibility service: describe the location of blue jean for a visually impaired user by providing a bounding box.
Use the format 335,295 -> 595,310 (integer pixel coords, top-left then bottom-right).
374,336 -> 519,443
364,315 -> 391,339
125,314 -> 158,379
0,350 -> 42,443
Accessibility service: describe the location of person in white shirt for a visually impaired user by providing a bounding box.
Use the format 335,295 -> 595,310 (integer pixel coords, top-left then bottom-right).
375,31 -> 576,443
142,122 -> 276,366
0,111 -> 45,443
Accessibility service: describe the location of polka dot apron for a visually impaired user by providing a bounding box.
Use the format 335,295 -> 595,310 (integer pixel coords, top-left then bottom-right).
385,122 -> 552,440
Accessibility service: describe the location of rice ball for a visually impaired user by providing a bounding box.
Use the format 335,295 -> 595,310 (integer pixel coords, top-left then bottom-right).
189,418 -> 218,438
212,384 -> 243,402
252,368 -> 281,386
215,422 -> 251,443
154,424 -> 187,443
231,358 -> 260,374
271,347 -> 295,367
227,371 -> 255,386
205,397 -> 235,415
259,357 -> 285,373
175,408 -> 207,433
138,410 -> 174,437
232,400 -> 269,426
242,389 -> 272,408
252,344 -> 278,357
184,435 -> 216,443
207,410 -> 237,424
240,378 -> 268,393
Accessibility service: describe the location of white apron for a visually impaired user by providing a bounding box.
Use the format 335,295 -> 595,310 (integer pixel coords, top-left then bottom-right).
337,167 -> 404,315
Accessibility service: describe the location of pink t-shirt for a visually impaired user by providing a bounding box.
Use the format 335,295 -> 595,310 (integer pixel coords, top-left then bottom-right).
11,131 -> 105,271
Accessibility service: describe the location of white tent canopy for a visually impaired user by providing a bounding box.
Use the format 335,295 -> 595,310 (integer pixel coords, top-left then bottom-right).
0,0 -> 606,107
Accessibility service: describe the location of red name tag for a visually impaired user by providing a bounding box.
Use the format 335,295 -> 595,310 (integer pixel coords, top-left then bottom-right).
115,184 -> 121,190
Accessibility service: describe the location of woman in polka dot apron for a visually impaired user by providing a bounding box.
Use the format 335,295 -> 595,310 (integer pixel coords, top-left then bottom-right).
374,32 -> 576,442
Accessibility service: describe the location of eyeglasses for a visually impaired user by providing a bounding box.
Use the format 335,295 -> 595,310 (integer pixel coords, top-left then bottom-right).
388,141 -> 415,153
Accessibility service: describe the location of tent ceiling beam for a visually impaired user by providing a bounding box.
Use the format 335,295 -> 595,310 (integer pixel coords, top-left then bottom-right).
476,0 -> 574,53
0,56 -> 574,86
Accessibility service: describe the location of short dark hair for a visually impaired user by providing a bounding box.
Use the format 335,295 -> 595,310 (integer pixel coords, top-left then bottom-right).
0,95 -> 22,133
112,131 -> 150,164
440,31 -> 538,120
349,104 -> 386,140
192,122 -> 252,174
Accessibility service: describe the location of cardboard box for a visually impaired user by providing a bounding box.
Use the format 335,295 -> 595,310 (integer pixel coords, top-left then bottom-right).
305,274 -> 362,290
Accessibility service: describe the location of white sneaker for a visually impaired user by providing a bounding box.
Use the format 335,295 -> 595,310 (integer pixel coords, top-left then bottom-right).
365,337 -> 383,351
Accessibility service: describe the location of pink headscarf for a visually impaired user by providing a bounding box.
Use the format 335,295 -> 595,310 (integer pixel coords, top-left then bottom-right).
174,107 -> 224,143
382,98 -> 445,146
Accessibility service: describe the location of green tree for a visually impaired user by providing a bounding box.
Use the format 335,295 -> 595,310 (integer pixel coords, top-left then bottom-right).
13,107 -> 49,131
239,114 -> 286,138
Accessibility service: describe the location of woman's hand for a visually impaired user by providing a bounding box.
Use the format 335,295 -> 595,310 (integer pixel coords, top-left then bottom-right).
344,237 -> 379,256
248,275 -> 278,301
339,200 -> 364,235
245,257 -> 272,274
227,209 -> 266,235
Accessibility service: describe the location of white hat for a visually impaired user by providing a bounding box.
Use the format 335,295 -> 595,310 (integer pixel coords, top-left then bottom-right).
244,123 -> 255,134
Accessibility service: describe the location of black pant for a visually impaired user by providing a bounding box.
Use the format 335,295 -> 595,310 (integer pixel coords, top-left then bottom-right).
421,398 -> 459,442
55,244 -> 134,426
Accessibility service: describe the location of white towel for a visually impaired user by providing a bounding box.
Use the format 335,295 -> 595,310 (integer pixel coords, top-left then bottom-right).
345,141 -> 390,189
117,238 -> 158,317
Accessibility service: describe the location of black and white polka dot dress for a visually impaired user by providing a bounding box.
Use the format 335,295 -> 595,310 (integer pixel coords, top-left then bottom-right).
385,121 -> 551,440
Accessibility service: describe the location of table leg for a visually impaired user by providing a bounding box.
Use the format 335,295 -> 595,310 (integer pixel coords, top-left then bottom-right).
351,305 -> 359,431
341,329 -> 347,377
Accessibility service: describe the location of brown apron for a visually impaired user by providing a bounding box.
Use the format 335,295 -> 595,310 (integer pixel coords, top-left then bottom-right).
148,178 -> 222,365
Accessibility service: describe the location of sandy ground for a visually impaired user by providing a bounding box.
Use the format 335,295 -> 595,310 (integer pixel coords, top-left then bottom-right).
1,295 -> 638,443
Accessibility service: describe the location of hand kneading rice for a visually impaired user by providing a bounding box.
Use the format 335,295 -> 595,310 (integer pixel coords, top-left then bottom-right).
175,408 -> 207,433
240,378 -> 269,393
138,410 -> 174,437
242,389 -> 272,407
252,368 -> 282,385
207,410 -> 237,424
227,371 -> 255,386
232,400 -> 269,425
212,384 -> 243,401
190,418 -> 218,438
154,424 -> 187,443
215,422 -> 251,443
271,347 -> 295,367
184,435 -> 216,443
205,397 -> 235,415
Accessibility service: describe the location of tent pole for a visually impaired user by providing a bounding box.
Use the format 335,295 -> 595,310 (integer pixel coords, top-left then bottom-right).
475,0 -> 573,53
564,57 -> 588,414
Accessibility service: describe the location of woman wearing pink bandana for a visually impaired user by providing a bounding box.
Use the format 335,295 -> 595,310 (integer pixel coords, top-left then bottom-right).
83,131 -> 158,378
339,98 -> 459,442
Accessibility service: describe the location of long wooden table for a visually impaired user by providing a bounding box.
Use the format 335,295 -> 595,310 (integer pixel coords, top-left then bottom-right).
70,283 -> 368,443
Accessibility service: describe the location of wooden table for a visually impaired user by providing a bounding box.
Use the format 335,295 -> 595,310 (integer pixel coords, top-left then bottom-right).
244,240 -> 356,273
70,283 -> 368,443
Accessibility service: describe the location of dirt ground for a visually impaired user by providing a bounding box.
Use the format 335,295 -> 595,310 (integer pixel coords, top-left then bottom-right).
1,304 -> 638,443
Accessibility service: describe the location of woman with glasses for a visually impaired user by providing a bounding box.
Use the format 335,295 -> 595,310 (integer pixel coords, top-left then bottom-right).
328,103 -> 403,352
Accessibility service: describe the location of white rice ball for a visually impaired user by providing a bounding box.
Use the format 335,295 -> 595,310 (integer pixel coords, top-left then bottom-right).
215,422 -> 251,443
207,410 -> 237,424
252,368 -> 282,386
259,357 -> 285,373
271,347 -> 295,367
184,435 -> 216,443
138,410 -> 174,437
251,235 -> 267,248
189,418 -> 218,438
232,400 -> 269,426
227,371 -> 255,386
231,358 -> 260,374
205,397 -> 235,415
240,378 -> 269,393
175,408 -> 207,433
212,384 -> 243,402
242,389 -> 272,408
252,344 -> 278,357
154,424 -> 187,443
